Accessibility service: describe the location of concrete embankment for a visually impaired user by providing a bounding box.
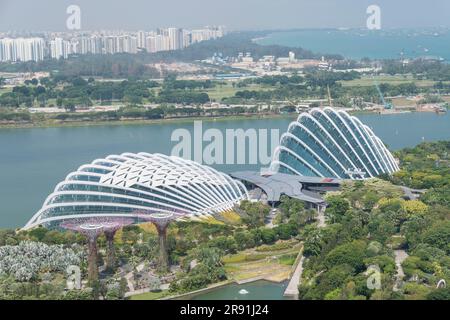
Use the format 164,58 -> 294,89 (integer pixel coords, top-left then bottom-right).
283,249 -> 305,298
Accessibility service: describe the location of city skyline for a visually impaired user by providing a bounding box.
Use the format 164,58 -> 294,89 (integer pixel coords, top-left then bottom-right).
1,0 -> 450,31
0,26 -> 225,62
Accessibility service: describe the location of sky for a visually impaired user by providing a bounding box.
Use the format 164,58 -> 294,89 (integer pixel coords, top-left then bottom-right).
0,0 -> 449,31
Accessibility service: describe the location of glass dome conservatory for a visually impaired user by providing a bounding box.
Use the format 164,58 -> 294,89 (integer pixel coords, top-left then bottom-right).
24,153 -> 248,230
271,107 -> 399,180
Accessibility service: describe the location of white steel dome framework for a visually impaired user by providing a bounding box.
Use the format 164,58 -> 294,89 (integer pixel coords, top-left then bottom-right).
24,153 -> 248,230
271,107 -> 399,180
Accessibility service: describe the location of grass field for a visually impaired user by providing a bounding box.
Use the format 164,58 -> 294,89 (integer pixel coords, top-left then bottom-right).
0,87 -> 12,95
391,97 -> 417,106
223,240 -> 302,283
217,211 -> 242,224
340,75 -> 438,88
129,290 -> 169,300
202,83 -> 273,101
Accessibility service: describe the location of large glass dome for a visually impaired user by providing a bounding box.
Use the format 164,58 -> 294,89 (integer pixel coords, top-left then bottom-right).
271,107 -> 399,180
24,153 -> 248,229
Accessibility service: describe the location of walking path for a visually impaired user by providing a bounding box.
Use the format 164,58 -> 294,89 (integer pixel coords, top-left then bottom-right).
283,255 -> 305,298
393,249 -> 408,291
400,186 -> 425,200
283,207 -> 326,298
317,208 -> 326,228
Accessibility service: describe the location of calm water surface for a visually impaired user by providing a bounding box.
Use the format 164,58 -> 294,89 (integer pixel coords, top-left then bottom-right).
0,112 -> 448,228
187,280 -> 289,300
256,29 -> 450,60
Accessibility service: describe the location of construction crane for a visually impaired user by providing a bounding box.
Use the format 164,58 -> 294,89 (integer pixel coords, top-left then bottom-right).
285,98 -> 310,113
373,79 -> 393,109
327,84 -> 333,107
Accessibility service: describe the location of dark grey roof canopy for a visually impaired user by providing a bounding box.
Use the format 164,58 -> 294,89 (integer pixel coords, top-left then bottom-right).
230,171 -> 342,206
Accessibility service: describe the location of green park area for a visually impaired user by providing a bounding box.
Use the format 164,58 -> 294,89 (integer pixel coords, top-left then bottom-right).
339,74 -> 438,88
222,240 -> 301,282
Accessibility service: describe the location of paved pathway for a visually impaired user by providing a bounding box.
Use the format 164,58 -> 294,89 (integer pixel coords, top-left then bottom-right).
393,249 -> 408,291
124,262 -> 146,294
283,207 -> 326,298
317,208 -> 326,228
400,186 -> 425,200
283,255 -> 305,298
265,209 -> 278,229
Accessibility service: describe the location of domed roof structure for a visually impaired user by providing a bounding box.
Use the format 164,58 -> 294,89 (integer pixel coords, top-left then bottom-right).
24,153 -> 248,229
271,107 -> 399,180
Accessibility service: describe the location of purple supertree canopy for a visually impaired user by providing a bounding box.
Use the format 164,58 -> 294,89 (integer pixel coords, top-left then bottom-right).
133,210 -> 185,227
60,217 -> 134,238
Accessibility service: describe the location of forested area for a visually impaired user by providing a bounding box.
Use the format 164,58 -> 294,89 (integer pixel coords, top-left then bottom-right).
298,141 -> 450,300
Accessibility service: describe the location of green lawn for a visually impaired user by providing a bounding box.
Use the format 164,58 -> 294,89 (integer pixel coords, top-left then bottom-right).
340,75 -> 438,88
0,87 -> 12,95
202,83 -> 273,101
129,290 -> 169,300
222,240 -> 302,282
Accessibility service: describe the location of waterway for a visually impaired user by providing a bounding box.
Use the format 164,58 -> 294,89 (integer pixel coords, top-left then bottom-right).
0,112 -> 449,228
187,280 -> 289,300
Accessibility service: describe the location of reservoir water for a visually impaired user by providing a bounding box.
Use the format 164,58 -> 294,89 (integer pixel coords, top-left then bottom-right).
0,112 -> 449,228
186,280 -> 289,300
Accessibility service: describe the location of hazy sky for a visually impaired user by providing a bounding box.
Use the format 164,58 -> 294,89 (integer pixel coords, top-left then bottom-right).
0,0 -> 449,31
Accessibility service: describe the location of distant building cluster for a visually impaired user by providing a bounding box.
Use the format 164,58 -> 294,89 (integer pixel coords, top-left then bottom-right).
0,38 -> 46,62
0,26 -> 225,62
204,51 -> 331,76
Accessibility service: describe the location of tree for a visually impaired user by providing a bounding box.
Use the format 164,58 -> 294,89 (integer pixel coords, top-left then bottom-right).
402,200 -> 428,217
401,215 -> 428,248
239,201 -> 270,228
426,288 -> 450,300
368,215 -> 396,243
208,236 -> 237,254
324,240 -> 367,272
279,196 -> 305,219
422,221 -> 450,254
63,288 -> 93,300
302,225 -> 323,256
233,231 -> 255,250
274,223 -> 298,240
325,196 -> 350,223
260,228 -> 277,244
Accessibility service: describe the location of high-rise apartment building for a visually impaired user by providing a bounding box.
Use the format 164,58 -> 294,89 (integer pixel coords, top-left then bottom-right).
0,37 -> 45,62
0,26 -> 225,61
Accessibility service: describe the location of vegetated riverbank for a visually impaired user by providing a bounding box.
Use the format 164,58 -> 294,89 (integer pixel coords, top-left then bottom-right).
0,108 -> 436,130
130,239 -> 301,300
0,112 -> 295,129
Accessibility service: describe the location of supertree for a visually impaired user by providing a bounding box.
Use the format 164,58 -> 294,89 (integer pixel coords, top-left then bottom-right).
61,217 -> 133,283
103,218 -> 133,271
135,211 -> 184,272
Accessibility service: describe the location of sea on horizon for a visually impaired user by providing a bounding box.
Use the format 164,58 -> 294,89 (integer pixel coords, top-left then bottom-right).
255,28 -> 450,61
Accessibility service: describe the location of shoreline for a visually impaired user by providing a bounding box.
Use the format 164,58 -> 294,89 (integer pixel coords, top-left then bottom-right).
159,278 -> 287,300
0,109 -> 436,130
0,113 -> 296,130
